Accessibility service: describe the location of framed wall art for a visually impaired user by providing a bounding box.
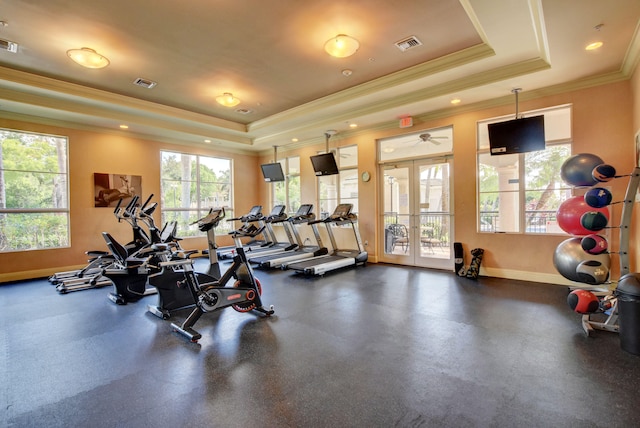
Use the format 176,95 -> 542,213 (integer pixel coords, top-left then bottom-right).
94,173 -> 142,208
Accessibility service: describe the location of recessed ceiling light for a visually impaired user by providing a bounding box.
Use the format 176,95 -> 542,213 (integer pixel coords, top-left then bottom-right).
119,124 -> 129,129
291,138 -> 299,142
585,41 -> 603,51
204,139 -> 211,143
451,98 -> 461,105
349,123 -> 358,128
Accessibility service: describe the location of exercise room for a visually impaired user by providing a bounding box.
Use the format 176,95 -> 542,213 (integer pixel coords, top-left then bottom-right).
2,1 -> 640,427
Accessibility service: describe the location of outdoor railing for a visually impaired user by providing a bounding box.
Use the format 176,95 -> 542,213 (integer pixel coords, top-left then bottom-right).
479,210 -> 558,233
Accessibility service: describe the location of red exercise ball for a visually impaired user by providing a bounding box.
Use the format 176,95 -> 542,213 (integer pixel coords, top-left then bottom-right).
567,289 -> 600,314
556,196 -> 609,236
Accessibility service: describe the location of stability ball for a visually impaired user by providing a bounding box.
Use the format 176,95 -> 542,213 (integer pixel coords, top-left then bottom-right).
556,196 -> 609,236
561,153 -> 604,187
553,237 -> 611,283
567,289 -> 600,314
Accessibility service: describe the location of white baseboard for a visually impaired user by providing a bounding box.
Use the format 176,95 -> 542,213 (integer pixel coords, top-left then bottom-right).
480,266 -> 574,286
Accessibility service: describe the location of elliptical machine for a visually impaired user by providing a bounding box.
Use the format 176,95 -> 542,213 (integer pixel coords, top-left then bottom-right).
162,220 -> 275,343
147,208 -> 224,319
51,196 -> 147,294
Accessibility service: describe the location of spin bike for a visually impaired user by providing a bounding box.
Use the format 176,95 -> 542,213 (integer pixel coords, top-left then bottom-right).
161,222 -> 275,342
147,207 -> 224,320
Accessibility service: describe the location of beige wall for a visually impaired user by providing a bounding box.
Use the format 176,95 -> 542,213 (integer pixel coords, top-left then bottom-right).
630,62 -> 640,271
0,78 -> 637,284
0,120 -> 260,281
259,80 -> 635,284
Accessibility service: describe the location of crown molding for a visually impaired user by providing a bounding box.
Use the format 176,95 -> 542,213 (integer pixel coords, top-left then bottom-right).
622,19 -> 640,77
249,43 -> 496,134
0,65 -> 248,133
251,57 -> 551,146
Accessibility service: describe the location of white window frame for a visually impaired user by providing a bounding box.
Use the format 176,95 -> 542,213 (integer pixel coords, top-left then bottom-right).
317,146 -> 358,218
476,105 -> 573,234
0,128 -> 70,252
272,156 -> 300,214
160,150 -> 233,236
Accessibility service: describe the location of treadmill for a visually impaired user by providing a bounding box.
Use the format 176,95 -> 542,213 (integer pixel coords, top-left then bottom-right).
244,205 -> 295,259
251,204 -> 318,267
257,204 -> 328,268
285,203 -> 368,275
216,205 -> 268,259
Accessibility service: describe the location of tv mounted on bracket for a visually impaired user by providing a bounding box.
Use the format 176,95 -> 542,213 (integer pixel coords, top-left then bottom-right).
310,152 -> 339,176
260,162 -> 285,182
488,115 -> 545,156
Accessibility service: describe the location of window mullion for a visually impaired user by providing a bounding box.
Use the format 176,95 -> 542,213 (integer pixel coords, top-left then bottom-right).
519,153 -> 526,233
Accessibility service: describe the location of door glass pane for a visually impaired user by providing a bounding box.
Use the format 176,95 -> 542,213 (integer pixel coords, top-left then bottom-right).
418,162 -> 450,259
383,167 -> 410,255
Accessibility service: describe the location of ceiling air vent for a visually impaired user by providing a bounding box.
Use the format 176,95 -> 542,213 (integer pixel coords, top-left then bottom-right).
394,35 -> 422,52
133,77 -> 157,89
0,39 -> 18,53
235,108 -> 253,115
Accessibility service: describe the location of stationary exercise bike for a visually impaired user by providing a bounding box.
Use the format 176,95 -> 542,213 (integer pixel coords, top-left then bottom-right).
146,208 -> 224,319
162,221 -> 275,342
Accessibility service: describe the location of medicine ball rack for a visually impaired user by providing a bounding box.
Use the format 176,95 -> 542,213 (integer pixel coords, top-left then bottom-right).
580,166 -> 640,336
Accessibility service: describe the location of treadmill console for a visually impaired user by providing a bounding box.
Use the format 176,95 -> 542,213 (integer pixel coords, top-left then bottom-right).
197,208 -> 225,231
266,204 -> 287,221
330,203 -> 353,220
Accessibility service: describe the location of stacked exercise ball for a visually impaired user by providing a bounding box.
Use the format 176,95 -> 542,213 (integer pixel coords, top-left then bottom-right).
553,238 -> 610,284
560,153 -> 604,187
556,196 -> 609,236
553,153 -> 612,286
567,289 -> 600,314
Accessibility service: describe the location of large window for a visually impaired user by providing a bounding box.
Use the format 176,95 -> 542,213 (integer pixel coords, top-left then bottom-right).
317,146 -> 358,218
160,151 -> 232,236
0,129 -> 69,252
477,105 -> 572,234
272,156 -> 300,214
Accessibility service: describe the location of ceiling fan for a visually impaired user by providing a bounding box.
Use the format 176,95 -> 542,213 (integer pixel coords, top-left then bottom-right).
324,130 -> 350,158
414,133 -> 448,146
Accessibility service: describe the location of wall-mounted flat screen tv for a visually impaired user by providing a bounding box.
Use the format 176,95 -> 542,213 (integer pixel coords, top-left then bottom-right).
310,153 -> 339,176
488,115 -> 545,156
260,162 -> 285,182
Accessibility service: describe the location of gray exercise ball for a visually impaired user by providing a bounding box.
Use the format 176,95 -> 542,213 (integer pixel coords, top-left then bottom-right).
553,237 -> 611,283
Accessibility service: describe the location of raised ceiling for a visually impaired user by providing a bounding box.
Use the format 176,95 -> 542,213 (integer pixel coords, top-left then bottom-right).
0,0 -> 638,152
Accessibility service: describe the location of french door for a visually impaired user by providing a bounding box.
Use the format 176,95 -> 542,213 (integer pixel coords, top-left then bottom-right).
379,158 -> 453,270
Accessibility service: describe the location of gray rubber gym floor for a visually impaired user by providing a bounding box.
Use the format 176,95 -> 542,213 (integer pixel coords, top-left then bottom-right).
2,260 -> 639,427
